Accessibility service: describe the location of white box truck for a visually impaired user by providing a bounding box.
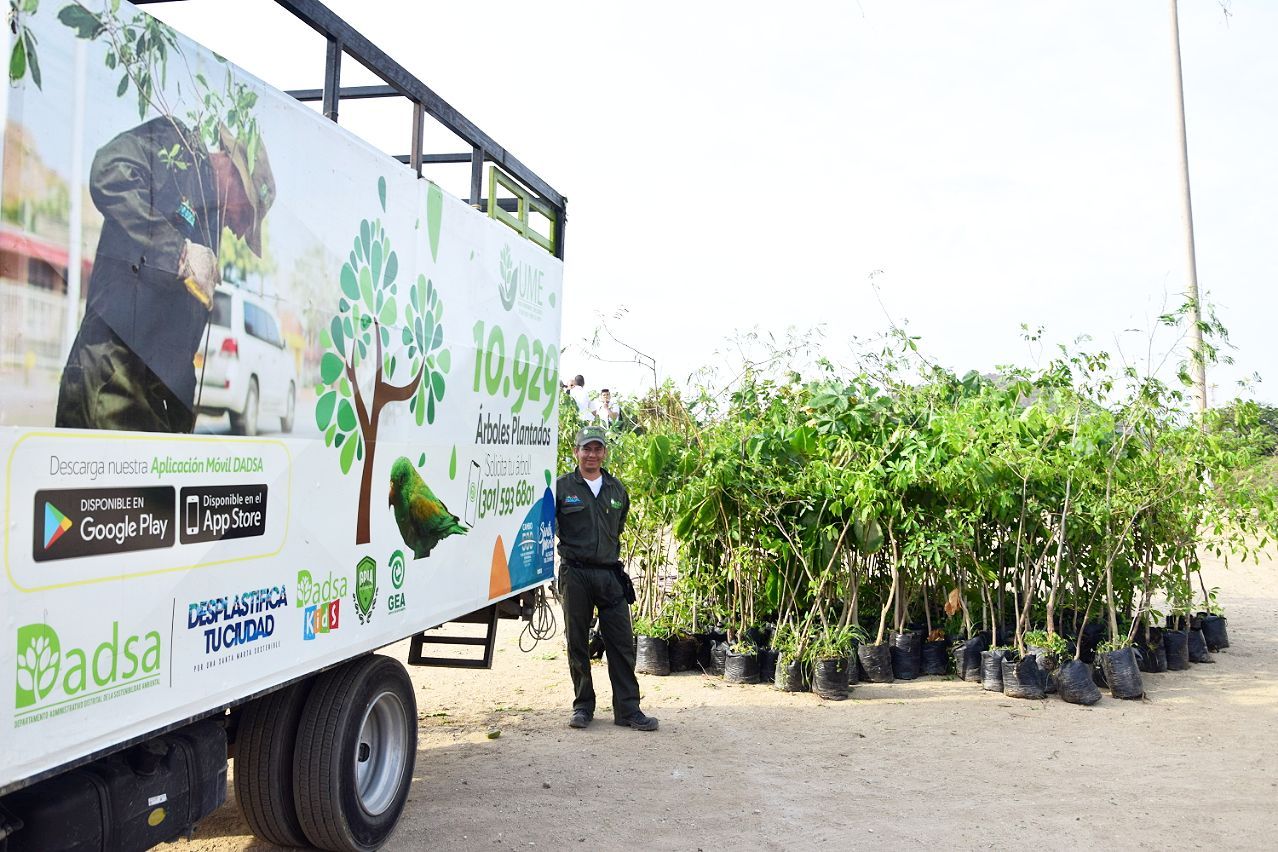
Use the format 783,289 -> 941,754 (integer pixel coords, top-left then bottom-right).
0,1 -> 566,849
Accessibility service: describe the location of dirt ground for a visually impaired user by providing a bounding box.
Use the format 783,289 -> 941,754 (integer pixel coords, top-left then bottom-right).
177,551 -> 1278,851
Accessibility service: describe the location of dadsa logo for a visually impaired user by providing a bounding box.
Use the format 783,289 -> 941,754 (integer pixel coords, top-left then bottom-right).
497,244 -> 546,318
14,622 -> 162,720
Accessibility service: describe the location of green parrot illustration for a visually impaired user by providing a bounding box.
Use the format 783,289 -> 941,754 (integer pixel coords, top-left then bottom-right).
388,456 -> 468,559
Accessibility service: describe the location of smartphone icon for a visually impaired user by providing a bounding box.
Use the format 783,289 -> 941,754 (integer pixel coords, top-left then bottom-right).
185,494 -> 200,536
465,460 -> 481,526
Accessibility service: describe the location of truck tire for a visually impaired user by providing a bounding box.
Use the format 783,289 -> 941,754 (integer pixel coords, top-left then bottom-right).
235,680 -> 313,847
294,655 -> 417,851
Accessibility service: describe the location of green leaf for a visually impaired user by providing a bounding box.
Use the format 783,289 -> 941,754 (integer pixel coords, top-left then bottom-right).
371,241 -> 382,292
315,391 -> 337,429
647,435 -> 672,478
418,452 -> 427,467
340,263 -> 360,300
426,392 -> 436,423
377,176 -> 387,212
437,349 -> 451,373
57,5 -> 105,40
331,316 -> 346,353
430,322 -> 443,353
22,30 -> 40,89
339,431 -> 358,473
9,38 -> 26,85
319,352 -> 345,384
852,517 -> 884,555
337,399 -> 356,432
360,220 -> 371,259
449,446 -> 457,480
384,250 -> 398,287
426,183 -> 443,262
379,298 -> 397,327
117,75 -> 129,97
431,370 -> 445,401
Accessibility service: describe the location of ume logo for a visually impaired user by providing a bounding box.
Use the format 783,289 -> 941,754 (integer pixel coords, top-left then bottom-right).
497,244 -> 544,313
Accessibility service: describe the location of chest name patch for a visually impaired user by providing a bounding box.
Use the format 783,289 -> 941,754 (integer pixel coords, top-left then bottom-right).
176,198 -> 197,229
564,495 -> 583,506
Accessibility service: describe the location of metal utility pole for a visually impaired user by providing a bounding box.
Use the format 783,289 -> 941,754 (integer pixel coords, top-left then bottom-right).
1168,0 -> 1208,415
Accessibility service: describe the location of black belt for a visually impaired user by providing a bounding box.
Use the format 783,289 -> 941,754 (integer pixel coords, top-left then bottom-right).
563,558 -> 622,570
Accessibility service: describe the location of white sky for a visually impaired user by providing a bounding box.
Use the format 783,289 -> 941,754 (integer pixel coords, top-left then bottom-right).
146,0 -> 1278,406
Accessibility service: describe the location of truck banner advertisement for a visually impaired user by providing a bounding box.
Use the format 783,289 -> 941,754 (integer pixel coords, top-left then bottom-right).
1,1 -> 561,792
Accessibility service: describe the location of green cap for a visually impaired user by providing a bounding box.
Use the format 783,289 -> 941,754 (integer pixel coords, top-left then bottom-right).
218,124 -> 276,257
575,425 -> 608,448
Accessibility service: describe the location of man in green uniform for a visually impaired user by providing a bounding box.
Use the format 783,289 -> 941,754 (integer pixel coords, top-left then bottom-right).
56,117 -> 275,432
556,425 -> 658,731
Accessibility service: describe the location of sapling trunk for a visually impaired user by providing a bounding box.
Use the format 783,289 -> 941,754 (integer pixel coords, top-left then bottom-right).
875,537 -> 899,646
1046,414 -> 1078,636
957,563 -> 974,639
1073,573 -> 1107,660
924,576 -> 933,637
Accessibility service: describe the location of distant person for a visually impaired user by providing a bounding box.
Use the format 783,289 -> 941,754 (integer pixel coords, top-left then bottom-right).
56,118 -> 275,432
592,388 -> 620,426
556,425 -> 657,732
564,374 -> 589,420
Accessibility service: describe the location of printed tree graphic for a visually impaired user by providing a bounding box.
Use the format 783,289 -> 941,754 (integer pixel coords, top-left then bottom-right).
316,178 -> 451,543
15,625 -> 60,708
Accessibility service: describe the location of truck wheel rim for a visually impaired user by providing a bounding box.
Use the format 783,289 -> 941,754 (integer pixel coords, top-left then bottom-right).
354,690 -> 407,815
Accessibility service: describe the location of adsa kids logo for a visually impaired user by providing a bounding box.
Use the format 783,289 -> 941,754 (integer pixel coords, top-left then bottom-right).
497,244 -> 546,319
353,556 -> 378,625
387,549 -> 407,614
297,569 -> 346,641
14,622 -> 162,721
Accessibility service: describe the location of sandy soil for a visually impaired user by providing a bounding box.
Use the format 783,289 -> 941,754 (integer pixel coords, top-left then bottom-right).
177,551 -> 1278,851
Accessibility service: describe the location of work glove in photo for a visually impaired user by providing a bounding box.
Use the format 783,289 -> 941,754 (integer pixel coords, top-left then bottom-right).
179,239 -> 221,309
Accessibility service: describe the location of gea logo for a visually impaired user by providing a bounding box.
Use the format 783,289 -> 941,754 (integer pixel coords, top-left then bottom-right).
15,622 -> 162,710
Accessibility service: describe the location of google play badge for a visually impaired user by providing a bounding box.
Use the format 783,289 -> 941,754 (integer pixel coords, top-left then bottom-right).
44,502 -> 72,549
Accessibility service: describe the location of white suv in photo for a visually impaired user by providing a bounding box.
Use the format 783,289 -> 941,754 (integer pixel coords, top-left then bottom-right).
195,285 -> 297,436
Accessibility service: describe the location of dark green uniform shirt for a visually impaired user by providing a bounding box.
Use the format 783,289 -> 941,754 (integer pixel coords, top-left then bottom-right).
85,117 -> 220,406
555,467 -> 629,565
